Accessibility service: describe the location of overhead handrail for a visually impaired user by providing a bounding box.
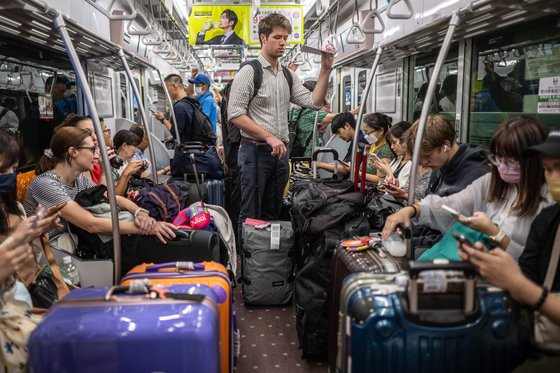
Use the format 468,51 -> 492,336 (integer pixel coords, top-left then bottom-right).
186,0 -> 193,17
387,0 -> 414,20
362,9 -> 385,34
316,0 -> 329,17
117,48 -> 158,185
142,28 -> 163,46
154,41 -> 172,54
52,11 -> 123,284
127,11 -> 152,36
350,46 -> 383,183
252,0 -> 260,18
156,69 -> 181,144
407,12 -> 461,211
324,1 -> 340,56
85,0 -> 138,21
313,23 -> 323,64
347,0 -> 366,44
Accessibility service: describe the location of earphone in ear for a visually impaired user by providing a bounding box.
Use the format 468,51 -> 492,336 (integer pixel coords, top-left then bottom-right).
443,145 -> 449,151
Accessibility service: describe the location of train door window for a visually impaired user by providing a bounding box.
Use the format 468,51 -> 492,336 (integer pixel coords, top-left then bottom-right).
119,72 -> 129,119
468,16 -> 560,148
357,70 -> 367,107
342,75 -> 352,112
410,44 -> 459,122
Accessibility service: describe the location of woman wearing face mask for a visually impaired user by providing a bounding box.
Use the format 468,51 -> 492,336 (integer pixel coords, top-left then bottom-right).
382,117 -> 554,261
362,113 -> 395,184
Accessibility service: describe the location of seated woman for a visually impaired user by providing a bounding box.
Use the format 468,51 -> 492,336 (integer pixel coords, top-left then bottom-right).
373,121 -> 413,187
363,113 -> 395,184
382,117 -> 554,261
24,127 -> 175,265
111,130 -> 147,196
129,124 -> 153,177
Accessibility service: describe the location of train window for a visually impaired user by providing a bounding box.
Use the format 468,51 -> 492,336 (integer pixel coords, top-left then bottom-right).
357,70 -> 367,106
410,45 -> 459,122
342,75 -> 352,112
468,16 -> 560,148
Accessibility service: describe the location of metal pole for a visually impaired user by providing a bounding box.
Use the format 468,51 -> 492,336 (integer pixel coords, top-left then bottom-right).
310,110 -> 320,157
350,46 -> 383,182
407,12 -> 461,207
117,48 -> 158,184
156,69 -> 181,144
52,12 -> 122,284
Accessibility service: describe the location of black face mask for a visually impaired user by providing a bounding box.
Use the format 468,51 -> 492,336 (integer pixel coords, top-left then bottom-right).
0,171 -> 16,193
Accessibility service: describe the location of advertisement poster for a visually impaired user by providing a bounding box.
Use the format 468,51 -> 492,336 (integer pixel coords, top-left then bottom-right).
189,6 -> 249,46
188,5 -> 304,46
248,6 -> 304,45
38,94 -> 54,120
537,76 -> 560,113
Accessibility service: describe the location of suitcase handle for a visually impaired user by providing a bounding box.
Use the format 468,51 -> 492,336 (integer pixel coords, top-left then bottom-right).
312,148 -> 339,179
146,262 -> 206,272
408,260 -> 476,279
104,285 -> 206,303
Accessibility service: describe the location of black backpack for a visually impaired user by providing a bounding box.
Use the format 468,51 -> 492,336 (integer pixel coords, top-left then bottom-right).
177,97 -> 217,146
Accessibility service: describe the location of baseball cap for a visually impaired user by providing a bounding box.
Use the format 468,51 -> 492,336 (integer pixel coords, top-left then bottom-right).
188,73 -> 211,86
525,127 -> 560,158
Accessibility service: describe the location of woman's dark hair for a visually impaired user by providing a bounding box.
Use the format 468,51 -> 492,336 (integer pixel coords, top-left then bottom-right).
488,117 -> 548,217
113,130 -> 141,150
363,113 -> 392,136
386,121 -> 412,143
331,112 -> 356,134
0,131 -> 20,235
129,124 -> 145,140
36,127 -> 91,175
54,115 -> 91,132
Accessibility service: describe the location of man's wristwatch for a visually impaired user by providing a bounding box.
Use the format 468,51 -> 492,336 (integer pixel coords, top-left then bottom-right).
489,230 -> 506,246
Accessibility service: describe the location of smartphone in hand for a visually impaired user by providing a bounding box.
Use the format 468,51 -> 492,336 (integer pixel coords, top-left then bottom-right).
442,204 -> 461,219
148,108 -> 156,114
452,232 -> 474,247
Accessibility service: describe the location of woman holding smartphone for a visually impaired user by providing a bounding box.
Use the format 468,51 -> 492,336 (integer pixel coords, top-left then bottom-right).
382,117 -> 554,261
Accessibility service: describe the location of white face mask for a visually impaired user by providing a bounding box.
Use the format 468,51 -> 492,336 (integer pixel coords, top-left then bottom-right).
364,134 -> 378,145
195,87 -> 204,96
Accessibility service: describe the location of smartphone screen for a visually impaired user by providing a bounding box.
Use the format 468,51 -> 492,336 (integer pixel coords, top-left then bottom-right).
149,108 -> 155,113
442,204 -> 461,218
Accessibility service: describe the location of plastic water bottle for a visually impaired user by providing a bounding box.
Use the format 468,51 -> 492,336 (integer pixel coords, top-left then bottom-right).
61,256 -> 80,287
384,233 -> 407,257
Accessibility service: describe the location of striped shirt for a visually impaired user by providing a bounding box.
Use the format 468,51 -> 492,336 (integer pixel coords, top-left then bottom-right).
228,54 -> 320,142
24,171 -> 96,238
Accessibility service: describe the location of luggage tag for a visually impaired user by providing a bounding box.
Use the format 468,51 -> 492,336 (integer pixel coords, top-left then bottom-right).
270,223 -> 281,250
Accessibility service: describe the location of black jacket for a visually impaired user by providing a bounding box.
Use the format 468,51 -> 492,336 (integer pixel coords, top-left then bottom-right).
519,204 -> 560,292
196,32 -> 245,45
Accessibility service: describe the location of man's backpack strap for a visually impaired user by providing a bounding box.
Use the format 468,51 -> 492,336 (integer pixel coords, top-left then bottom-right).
241,60 -> 294,103
281,66 -> 293,93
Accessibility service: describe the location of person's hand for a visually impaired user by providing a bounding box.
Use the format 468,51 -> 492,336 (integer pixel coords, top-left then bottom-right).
265,135 -> 287,159
164,135 -> 174,143
0,239 -> 33,282
374,157 -> 391,176
384,176 -> 399,187
122,160 -> 145,178
457,211 -> 497,236
106,146 -> 116,161
200,21 -> 215,32
153,111 -> 165,121
381,206 -> 415,239
321,44 -> 335,70
458,242 -> 522,292
386,187 -> 408,200
151,222 -> 177,244
350,106 -> 361,116
134,212 -> 157,235
287,61 -> 298,72
317,121 -> 329,133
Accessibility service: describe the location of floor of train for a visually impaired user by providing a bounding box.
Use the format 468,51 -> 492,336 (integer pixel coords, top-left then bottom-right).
232,278 -> 327,372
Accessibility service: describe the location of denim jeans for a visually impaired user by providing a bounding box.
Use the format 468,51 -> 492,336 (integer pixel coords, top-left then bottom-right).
237,141 -> 289,232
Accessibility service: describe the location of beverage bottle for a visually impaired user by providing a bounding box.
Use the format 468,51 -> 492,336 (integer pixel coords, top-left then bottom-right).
61,256 -> 81,287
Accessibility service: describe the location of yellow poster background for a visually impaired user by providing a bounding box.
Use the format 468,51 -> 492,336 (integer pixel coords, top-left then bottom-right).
188,6 -> 249,46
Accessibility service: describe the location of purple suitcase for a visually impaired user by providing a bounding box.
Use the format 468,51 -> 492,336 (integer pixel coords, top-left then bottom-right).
29,284 -> 221,373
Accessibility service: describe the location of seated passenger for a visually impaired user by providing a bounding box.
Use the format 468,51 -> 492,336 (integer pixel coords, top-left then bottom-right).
316,112 -> 365,176
129,124 -> 153,177
111,130 -> 147,196
382,117 -> 554,261
438,75 -> 457,113
363,113 -> 395,184
373,121 -> 412,187
24,127 -> 175,257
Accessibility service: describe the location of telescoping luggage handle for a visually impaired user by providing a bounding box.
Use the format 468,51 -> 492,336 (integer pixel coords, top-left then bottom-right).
146,261 -> 206,272
407,260 -> 476,314
103,282 -> 206,303
312,148 -> 339,179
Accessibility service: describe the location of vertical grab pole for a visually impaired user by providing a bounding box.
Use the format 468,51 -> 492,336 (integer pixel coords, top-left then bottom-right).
350,46 -> 383,182
156,69 -> 181,144
407,12 -> 461,206
52,12 -> 122,284
117,48 -> 157,184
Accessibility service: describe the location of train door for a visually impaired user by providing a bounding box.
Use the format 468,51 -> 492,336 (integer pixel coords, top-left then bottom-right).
340,67 -> 353,112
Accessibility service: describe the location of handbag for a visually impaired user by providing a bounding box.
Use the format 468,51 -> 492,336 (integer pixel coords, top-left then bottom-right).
534,224 -> 560,352
26,234 -> 72,309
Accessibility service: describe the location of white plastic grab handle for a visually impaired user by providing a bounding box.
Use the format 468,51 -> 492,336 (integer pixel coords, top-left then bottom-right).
85,0 -> 137,21
316,0 -> 329,17
251,0 -> 261,18
346,23 -> 366,44
142,28 -> 163,46
127,12 -> 152,36
323,34 -> 339,57
361,9 -> 385,34
387,0 -> 414,20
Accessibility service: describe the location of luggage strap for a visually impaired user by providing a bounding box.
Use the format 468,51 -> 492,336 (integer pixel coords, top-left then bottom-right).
148,191 -> 168,221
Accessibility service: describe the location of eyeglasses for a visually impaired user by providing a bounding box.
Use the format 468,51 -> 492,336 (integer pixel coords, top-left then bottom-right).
77,146 -> 97,154
488,154 -> 520,171
362,129 -> 376,136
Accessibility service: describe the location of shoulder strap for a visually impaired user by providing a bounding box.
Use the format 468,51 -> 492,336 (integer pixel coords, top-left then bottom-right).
544,223 -> 560,288
0,108 -> 9,121
148,191 -> 169,221
246,60 -> 263,102
40,234 -> 71,299
282,66 -> 293,92
163,184 -> 182,211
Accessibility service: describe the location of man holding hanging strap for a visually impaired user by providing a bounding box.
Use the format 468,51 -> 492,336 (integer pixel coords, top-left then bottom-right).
228,13 -> 334,230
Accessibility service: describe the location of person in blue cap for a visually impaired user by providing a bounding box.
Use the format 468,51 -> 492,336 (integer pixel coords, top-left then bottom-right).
188,73 -> 218,133
46,75 -> 77,119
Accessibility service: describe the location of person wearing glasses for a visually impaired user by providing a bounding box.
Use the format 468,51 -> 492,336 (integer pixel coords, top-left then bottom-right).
382,117 -> 554,261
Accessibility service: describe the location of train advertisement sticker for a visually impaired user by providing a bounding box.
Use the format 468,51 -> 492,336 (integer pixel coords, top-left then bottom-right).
188,6 -> 249,46
538,76 -> 560,113
38,94 -> 54,120
248,6 -> 304,45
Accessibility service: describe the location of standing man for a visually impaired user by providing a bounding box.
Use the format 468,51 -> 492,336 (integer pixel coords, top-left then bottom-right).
228,13 -> 334,229
196,9 -> 245,45
153,74 -> 194,144
188,73 -> 218,133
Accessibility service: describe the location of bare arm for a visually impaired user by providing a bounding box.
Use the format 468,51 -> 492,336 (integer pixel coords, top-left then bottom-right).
312,48 -> 334,107
231,114 -> 287,158
60,200 -> 139,235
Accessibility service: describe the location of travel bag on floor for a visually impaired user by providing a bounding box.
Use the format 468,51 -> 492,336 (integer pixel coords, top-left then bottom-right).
29,283 -> 221,373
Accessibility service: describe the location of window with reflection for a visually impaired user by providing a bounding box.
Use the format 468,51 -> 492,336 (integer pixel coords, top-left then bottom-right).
357,70 -> 367,106
342,75 -> 352,112
410,44 -> 459,122
468,16 -> 560,148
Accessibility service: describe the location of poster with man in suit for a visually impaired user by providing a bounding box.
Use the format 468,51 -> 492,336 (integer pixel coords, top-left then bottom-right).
193,8 -> 246,45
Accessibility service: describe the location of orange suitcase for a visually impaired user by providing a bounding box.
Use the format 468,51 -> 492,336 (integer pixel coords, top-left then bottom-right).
121,261 -> 234,373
